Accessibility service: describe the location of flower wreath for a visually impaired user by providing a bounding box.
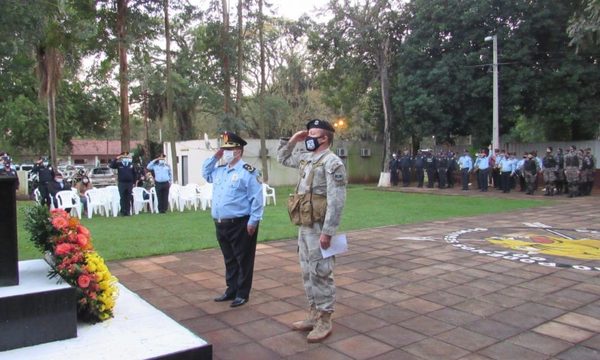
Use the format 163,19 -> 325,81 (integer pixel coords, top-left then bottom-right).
24,206 -> 118,323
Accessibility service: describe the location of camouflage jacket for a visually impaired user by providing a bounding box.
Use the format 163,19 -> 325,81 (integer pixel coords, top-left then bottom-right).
277,139 -> 347,236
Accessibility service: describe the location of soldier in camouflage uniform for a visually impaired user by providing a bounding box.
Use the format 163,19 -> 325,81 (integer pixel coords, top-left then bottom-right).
564,145 -> 582,198
542,146 -> 558,196
277,119 -> 347,343
555,148 -> 565,195
581,148 -> 595,196
523,153 -> 539,195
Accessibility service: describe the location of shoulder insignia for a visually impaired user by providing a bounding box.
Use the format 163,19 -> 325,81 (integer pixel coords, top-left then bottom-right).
243,164 -> 256,173
217,164 -> 227,167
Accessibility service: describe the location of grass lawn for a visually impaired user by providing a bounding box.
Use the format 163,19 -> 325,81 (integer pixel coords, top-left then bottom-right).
16,185 -> 550,261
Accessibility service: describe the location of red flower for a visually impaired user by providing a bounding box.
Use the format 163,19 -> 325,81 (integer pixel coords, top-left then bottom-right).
50,209 -> 69,218
77,225 -> 90,237
78,274 -> 92,288
55,243 -> 74,256
52,216 -> 69,231
76,234 -> 89,248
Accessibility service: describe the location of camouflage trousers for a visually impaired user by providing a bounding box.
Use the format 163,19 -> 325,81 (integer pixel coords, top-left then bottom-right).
581,169 -> 594,182
565,167 -> 580,184
524,170 -> 537,193
543,168 -> 556,184
298,223 -> 336,313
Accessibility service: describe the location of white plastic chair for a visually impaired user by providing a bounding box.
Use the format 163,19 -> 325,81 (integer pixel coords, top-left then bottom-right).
263,183 -> 276,206
132,187 -> 154,215
169,183 -> 181,212
33,188 -> 42,204
84,188 -> 111,219
150,187 -> 159,213
103,185 -> 120,217
34,187 -> 55,209
55,190 -> 82,219
178,183 -> 200,211
198,183 -> 213,210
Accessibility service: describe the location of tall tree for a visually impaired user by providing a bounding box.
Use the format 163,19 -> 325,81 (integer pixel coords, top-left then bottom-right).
308,0 -> 403,181
221,0 -> 232,115
164,0 -> 178,182
235,0 -> 245,117
258,0 -> 269,181
568,0 -> 600,52
117,0 -> 131,152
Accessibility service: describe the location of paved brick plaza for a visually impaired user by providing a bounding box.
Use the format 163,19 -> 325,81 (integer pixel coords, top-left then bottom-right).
111,190 -> 600,360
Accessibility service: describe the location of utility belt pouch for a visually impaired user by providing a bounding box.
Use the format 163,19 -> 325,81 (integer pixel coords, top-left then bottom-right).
287,193 -> 302,225
288,153 -> 330,226
287,193 -> 327,226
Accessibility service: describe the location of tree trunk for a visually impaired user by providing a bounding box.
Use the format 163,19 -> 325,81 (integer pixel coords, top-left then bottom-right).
47,92 -> 58,168
221,0 -> 231,114
164,0 -> 178,183
143,89 -> 150,160
378,38 -> 393,186
117,0 -> 130,153
235,0 -> 243,117
258,0 -> 269,182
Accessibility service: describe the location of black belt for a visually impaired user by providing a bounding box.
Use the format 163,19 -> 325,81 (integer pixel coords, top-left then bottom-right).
156,181 -> 169,184
214,216 -> 249,224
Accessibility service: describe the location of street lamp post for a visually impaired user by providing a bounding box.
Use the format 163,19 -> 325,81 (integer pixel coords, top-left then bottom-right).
485,35 -> 499,151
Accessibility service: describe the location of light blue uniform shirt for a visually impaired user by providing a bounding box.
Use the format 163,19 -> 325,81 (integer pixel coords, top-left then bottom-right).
458,155 -> 473,171
146,160 -> 172,182
475,155 -> 490,170
202,156 -> 264,226
499,158 -> 517,173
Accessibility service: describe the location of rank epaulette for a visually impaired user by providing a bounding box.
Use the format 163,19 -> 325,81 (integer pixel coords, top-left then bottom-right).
243,164 -> 256,173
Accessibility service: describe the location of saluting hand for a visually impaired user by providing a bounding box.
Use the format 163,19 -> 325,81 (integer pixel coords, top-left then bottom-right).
215,149 -> 224,159
290,130 -> 308,144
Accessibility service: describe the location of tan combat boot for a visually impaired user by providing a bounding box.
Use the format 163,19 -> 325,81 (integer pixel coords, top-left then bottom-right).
291,305 -> 318,331
306,311 -> 332,343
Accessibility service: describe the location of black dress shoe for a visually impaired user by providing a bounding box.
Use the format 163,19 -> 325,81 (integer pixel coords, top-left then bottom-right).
230,297 -> 247,307
214,293 -> 235,302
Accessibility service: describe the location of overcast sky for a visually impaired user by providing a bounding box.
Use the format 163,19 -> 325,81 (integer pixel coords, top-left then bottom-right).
268,0 -> 329,20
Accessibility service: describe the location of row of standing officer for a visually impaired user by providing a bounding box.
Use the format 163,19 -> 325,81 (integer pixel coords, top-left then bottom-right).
389,150 -> 459,189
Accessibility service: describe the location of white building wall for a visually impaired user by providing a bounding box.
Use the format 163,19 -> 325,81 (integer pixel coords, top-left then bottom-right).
163,138 -> 301,186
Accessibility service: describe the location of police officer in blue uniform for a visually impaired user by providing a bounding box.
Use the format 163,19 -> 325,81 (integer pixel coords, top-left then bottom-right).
146,153 -> 172,213
109,152 -> 137,216
203,132 -> 264,307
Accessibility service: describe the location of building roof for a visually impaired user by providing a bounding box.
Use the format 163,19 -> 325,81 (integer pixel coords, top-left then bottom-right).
70,139 -> 144,156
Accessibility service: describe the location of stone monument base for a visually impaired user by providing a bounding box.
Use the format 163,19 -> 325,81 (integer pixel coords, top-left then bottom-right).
1,260 -> 212,359
0,260 -> 77,351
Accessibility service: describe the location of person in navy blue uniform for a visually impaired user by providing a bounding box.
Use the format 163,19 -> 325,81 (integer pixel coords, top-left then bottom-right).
109,152 -> 137,216
32,157 -> 55,208
424,150 -> 437,188
399,150 -> 412,187
0,156 -> 19,191
389,153 -> 399,186
413,150 -> 425,187
146,153 -> 172,213
203,132 -> 264,308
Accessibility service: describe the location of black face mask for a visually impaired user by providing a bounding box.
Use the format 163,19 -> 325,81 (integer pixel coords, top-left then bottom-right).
304,136 -> 321,152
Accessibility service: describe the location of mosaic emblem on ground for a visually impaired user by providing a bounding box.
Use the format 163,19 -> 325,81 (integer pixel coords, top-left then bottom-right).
444,223 -> 600,271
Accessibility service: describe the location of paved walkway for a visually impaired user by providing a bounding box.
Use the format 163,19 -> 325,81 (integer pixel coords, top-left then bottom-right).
110,190 -> 600,360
